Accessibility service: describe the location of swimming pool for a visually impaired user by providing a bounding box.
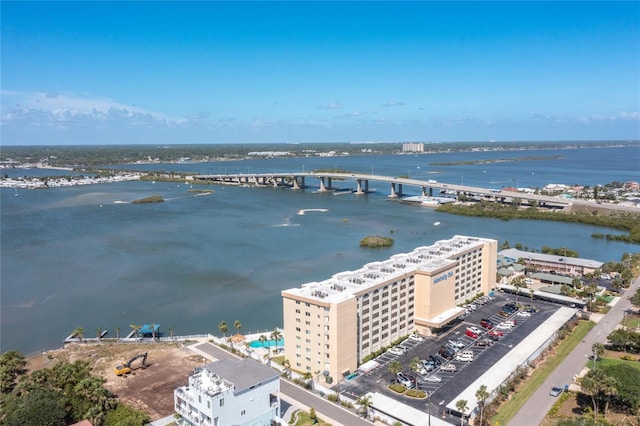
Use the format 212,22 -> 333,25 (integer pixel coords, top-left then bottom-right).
249,338 -> 284,348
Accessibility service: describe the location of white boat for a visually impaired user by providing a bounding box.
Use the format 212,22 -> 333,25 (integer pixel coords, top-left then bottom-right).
433,222 -> 441,226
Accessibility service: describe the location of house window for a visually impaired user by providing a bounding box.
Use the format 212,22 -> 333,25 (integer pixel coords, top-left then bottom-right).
241,409 -> 246,416
220,398 -> 224,407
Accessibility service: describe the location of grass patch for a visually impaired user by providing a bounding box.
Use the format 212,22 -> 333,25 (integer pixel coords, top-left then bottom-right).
289,409 -> 332,426
624,315 -> 640,329
490,320 -> 595,426
594,356 -> 640,371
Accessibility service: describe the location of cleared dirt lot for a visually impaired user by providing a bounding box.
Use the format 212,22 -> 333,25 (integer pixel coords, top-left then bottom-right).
27,341 -> 207,420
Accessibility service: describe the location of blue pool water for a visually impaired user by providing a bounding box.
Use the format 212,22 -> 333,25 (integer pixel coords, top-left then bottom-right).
249,338 -> 284,348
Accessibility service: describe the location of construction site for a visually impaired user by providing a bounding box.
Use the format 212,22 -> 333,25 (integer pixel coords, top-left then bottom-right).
27,340 -> 208,419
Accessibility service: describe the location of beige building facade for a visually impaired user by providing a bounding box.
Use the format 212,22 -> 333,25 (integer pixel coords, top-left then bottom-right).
281,235 -> 497,382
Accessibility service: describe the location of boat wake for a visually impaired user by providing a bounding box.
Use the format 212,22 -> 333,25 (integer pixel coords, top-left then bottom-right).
297,208 -> 329,215
113,201 -> 129,204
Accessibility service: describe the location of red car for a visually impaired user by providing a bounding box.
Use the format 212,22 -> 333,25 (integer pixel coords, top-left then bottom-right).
465,329 -> 479,339
488,329 -> 504,337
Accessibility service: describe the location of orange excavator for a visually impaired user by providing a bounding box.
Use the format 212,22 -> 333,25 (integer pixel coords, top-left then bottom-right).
114,352 -> 148,376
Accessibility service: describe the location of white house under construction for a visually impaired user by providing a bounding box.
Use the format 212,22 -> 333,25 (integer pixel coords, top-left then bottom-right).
281,235 -> 498,382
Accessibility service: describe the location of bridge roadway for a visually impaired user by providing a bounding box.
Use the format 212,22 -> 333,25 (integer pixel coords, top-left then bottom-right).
195,172 -> 638,214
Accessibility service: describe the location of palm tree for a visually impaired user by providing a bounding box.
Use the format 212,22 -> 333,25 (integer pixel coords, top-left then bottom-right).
591,342 -> 605,364
388,360 -> 402,377
475,385 -> 489,426
130,324 -> 142,339
259,334 -> 268,347
511,275 -> 526,305
95,327 -> 102,342
73,327 -> 85,342
233,320 -> 242,338
302,371 -> 313,390
218,321 -> 228,340
602,375 -> 618,417
455,399 -> 468,426
356,394 -> 373,420
283,358 -> 291,378
270,328 -> 282,353
115,327 -> 121,341
168,326 -> 174,341
409,357 -> 422,374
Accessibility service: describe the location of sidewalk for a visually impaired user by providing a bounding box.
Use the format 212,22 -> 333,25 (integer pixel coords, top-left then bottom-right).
507,276 -> 640,426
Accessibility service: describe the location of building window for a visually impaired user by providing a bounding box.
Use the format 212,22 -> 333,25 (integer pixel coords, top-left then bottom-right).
220,398 -> 224,407
241,410 -> 246,416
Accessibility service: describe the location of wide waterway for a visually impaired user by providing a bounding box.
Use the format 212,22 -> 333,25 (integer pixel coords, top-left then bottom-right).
2,145 -> 639,355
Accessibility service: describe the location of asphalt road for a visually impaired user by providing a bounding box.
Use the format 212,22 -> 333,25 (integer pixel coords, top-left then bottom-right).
507,276 -> 640,426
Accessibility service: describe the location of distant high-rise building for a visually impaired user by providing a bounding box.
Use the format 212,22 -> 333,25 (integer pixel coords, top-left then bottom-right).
402,142 -> 425,153
281,235 -> 497,382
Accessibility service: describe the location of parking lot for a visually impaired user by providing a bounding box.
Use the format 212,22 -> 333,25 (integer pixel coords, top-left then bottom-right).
337,292 -> 565,415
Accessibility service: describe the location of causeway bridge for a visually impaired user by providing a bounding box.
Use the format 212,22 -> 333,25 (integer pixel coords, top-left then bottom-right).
194,172 -> 637,213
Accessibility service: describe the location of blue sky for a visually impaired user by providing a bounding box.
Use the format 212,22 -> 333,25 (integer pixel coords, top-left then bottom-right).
1,1 -> 639,145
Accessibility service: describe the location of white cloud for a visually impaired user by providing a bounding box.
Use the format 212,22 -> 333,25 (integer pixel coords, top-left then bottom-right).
1,90 -> 168,128
317,102 -> 343,110
381,101 -> 405,107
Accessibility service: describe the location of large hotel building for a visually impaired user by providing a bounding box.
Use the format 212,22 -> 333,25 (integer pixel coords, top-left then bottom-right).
281,235 -> 497,381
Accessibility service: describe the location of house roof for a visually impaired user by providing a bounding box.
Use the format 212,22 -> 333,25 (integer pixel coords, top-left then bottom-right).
499,248 -> 603,269
204,357 -> 279,394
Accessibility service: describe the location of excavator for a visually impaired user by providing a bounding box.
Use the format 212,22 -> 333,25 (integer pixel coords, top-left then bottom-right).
114,352 -> 148,376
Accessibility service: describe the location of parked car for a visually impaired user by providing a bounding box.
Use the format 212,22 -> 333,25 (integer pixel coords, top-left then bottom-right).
498,310 -> 511,318
429,355 -> 442,365
467,326 -> 482,335
496,322 -> 512,330
465,329 -> 479,339
480,319 -> 494,329
488,329 -> 504,337
425,375 -> 442,383
448,339 -> 465,349
396,372 -> 413,388
408,333 -> 424,342
476,339 -> 493,347
422,360 -> 436,372
440,363 -> 457,372
438,346 -> 455,359
549,386 -> 564,397
504,319 -> 517,327
455,351 -> 474,362
517,311 -> 531,317
388,347 -> 404,356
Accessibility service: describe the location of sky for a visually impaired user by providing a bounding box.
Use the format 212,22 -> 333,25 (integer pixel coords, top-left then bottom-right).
1,1 -> 639,145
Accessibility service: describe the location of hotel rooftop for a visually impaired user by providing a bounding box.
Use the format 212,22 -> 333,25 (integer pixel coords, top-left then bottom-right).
285,235 -> 488,304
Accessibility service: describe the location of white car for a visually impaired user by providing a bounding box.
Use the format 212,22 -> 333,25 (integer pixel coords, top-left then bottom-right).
408,334 -> 424,342
517,311 -> 531,317
414,366 -> 428,376
467,326 -> 482,335
388,347 -> 404,356
496,322 -> 512,330
504,320 -> 517,327
440,363 -> 457,372
425,375 -> 442,383
455,351 -> 474,362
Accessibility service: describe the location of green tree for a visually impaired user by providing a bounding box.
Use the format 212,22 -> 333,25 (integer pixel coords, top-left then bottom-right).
0,350 -> 27,394
270,328 -> 282,353
73,326 -> 85,342
96,327 -> 103,341
409,357 -> 422,375
115,327 -> 121,340
455,399 -> 468,426
283,358 -> 291,379
475,384 -> 490,426
129,324 -> 142,339
603,363 -> 640,414
218,321 -> 228,340
3,388 -> 67,426
104,403 -> 150,426
356,394 -> 373,420
511,275 -> 527,305
388,360 -> 402,376
233,320 -> 242,335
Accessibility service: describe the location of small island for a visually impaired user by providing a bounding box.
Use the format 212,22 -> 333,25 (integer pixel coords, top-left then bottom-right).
132,195 -> 164,204
360,235 -> 394,248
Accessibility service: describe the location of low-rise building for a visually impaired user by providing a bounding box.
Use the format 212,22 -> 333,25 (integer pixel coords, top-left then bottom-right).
174,357 -> 280,426
281,235 -> 497,382
499,248 -> 603,276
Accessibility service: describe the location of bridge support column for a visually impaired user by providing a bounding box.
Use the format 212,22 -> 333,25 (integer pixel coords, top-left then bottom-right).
292,176 -> 301,190
429,187 -> 433,196
355,179 -> 368,195
421,186 -> 427,196
318,177 -> 327,192
271,177 -> 279,188
389,183 -> 403,198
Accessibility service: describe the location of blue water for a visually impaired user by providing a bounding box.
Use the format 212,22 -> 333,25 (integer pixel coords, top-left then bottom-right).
2,145 -> 639,355
249,338 -> 285,348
